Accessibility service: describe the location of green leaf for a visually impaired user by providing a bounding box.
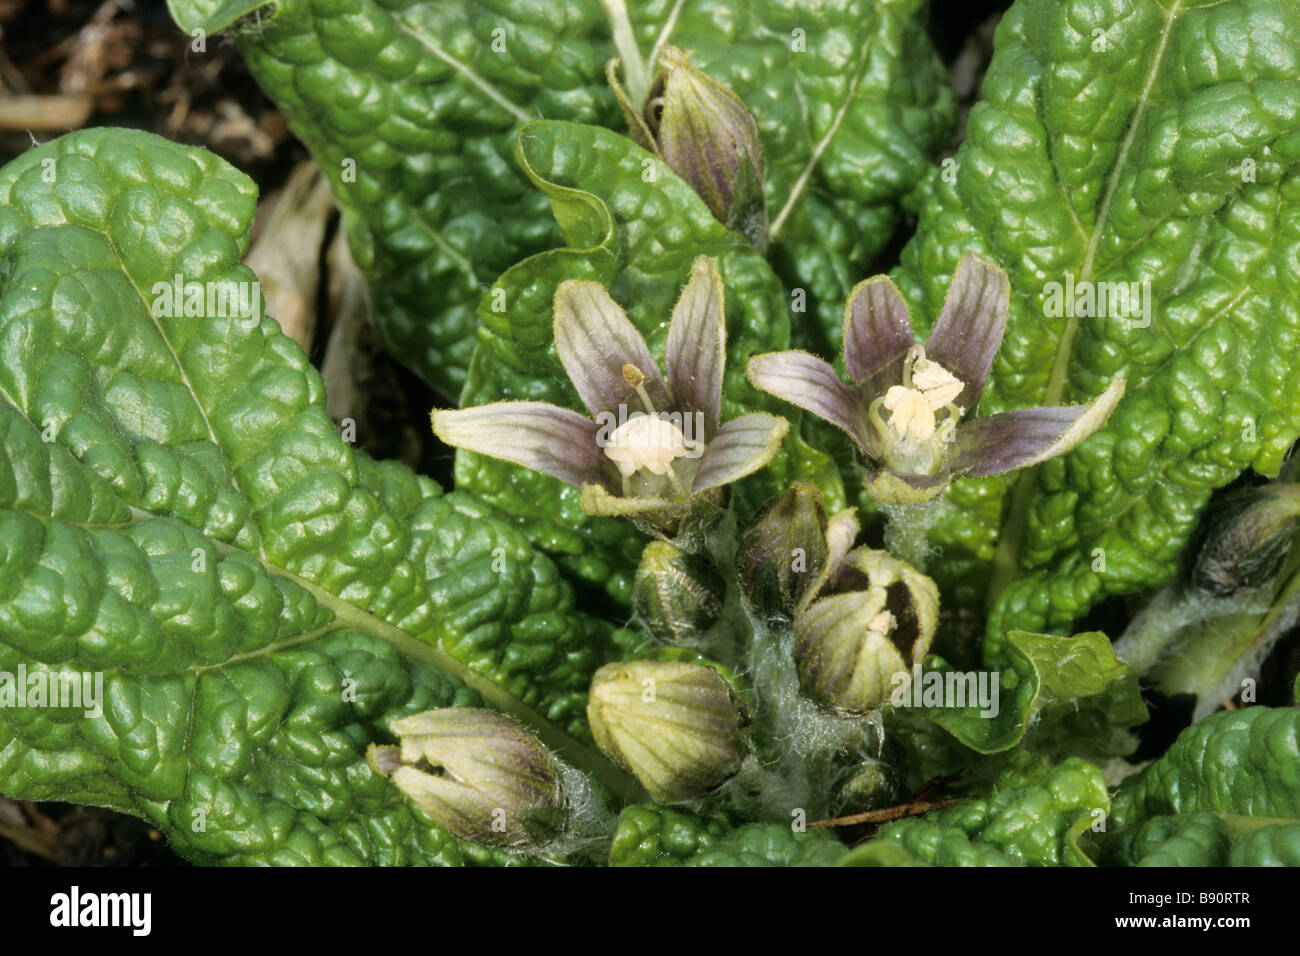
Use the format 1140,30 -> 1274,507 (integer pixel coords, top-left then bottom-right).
1110,707 -> 1300,828
842,754 -> 1109,866
608,803 -> 842,866
165,0 -> 952,394
0,129 -> 635,864
891,0 -> 1300,656
1228,822 -> 1300,865
889,631 -> 1146,778
1096,812 -> 1232,867
456,120 -> 839,601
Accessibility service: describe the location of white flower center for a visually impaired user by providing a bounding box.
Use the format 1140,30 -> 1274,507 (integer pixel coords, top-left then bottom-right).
882,359 -> 965,441
604,414 -> 689,477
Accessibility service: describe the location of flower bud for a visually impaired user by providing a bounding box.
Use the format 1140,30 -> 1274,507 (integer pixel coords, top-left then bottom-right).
634,541 -> 726,645
737,481 -> 829,618
829,758 -> 904,817
610,45 -> 767,247
794,548 -> 939,714
374,708 -> 568,850
1191,484 -> 1300,596
587,659 -> 751,804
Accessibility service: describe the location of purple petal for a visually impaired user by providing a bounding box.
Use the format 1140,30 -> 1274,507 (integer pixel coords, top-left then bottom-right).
554,280 -> 668,417
746,351 -> 870,454
924,252 -> 1009,409
431,402 -> 606,488
692,413 -> 789,492
950,377 -> 1126,477
666,256 -> 725,433
842,275 -> 914,388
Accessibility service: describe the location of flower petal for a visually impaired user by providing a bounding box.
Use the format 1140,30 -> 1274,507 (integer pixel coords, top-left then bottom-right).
924,252 -> 1009,408
746,351 -> 870,454
666,256 -> 725,432
950,376 -> 1126,477
431,402 -> 607,488
692,413 -> 789,492
554,280 -> 668,417
842,275 -> 914,388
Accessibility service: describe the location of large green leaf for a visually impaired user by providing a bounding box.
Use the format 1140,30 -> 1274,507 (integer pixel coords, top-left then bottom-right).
1097,707 -> 1300,866
891,0 -> 1300,657
456,121 -> 842,602
0,129 -> 634,864
1110,707 -> 1300,827
165,0 -> 952,395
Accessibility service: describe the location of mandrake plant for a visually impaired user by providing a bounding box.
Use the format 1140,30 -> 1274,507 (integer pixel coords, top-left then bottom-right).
0,0 -> 1298,867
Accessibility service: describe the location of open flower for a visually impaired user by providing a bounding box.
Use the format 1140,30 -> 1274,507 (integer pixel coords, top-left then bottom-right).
432,256 -> 788,529
747,252 -> 1126,505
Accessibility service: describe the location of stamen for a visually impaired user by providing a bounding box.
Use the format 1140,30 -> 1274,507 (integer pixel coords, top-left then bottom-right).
867,610 -> 897,634
901,344 -> 926,388
622,363 -> 659,415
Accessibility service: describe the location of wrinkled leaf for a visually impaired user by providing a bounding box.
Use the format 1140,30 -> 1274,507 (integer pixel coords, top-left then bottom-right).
165,0 -> 952,394
609,803 -> 842,866
891,0 -> 1300,659
1110,706 -> 1300,828
0,129 -> 630,864
842,754 -> 1108,866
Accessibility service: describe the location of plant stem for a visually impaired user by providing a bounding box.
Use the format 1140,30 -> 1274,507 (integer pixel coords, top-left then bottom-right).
882,500 -> 942,571
600,0 -> 649,104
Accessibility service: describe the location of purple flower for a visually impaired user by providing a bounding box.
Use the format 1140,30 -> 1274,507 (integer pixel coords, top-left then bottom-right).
747,253 -> 1125,504
432,256 -> 788,528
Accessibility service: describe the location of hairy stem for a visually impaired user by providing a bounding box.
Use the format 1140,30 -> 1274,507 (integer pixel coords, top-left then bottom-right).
881,500 -> 945,571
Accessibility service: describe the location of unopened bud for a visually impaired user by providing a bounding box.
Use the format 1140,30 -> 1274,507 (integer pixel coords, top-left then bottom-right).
737,481 -> 829,618
374,708 -> 567,850
1191,484 -> 1300,595
610,45 -> 767,247
587,660 -> 751,803
829,758 -> 904,817
634,541 -> 726,645
794,548 -> 939,714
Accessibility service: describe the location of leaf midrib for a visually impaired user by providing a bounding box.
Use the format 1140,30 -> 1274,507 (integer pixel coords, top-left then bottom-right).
986,0 -> 1185,609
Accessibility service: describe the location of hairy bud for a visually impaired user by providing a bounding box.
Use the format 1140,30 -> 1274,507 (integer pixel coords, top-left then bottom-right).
793,548 -> 939,714
1191,484 -> 1300,596
587,659 -> 751,803
610,45 -> 767,247
737,481 -> 829,617
372,708 -> 567,850
633,541 -> 726,645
